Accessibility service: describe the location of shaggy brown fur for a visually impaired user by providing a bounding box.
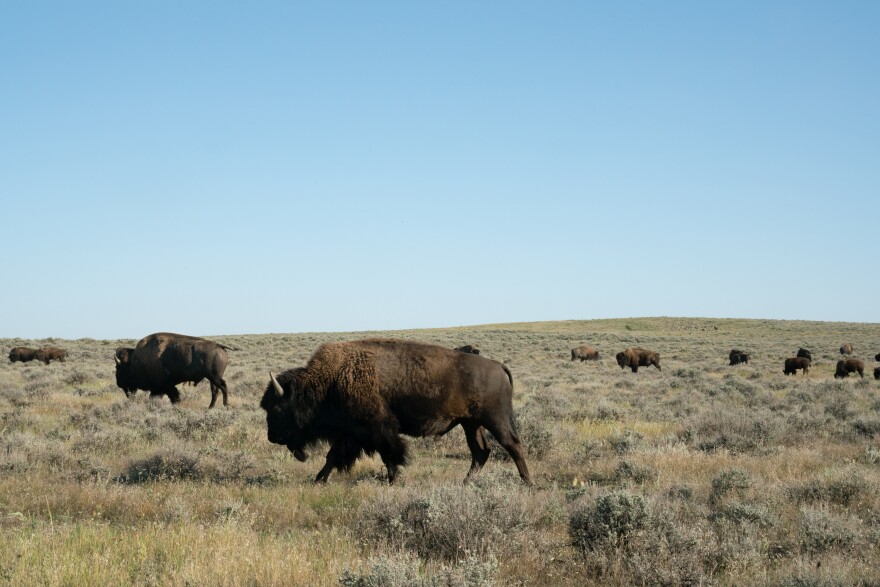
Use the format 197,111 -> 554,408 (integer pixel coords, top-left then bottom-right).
571,345 -> 600,362
115,332 -> 230,407
260,338 -> 531,485
36,347 -> 67,365
875,367 -> 880,380
840,343 -> 853,355
8,347 -> 39,363
835,358 -> 865,378
784,356 -> 811,376
616,347 -> 661,373
797,348 -> 813,361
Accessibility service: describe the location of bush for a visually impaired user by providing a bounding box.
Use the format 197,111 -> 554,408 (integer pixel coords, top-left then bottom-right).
355,483 -> 533,561
709,468 -> 752,508
799,507 -> 860,554
569,490 -> 648,552
339,553 -> 497,587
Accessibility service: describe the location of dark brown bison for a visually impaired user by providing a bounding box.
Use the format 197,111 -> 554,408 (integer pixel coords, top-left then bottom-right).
875,367 -> 880,380
784,356 -> 811,376
571,345 -> 600,362
616,347 -> 661,372
834,358 -> 865,378
454,344 -> 480,355
875,353 -> 880,362
36,347 -> 67,365
729,351 -> 750,365
115,332 -> 231,407
840,343 -> 853,355
8,347 -> 39,363
261,339 -> 531,485
797,348 -> 813,361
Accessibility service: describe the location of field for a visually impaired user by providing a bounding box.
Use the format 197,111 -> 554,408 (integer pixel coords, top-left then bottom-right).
2,317 -> 879,586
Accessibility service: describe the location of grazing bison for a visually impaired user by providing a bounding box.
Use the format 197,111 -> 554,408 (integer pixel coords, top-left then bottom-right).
783,357 -> 811,376
8,347 -> 39,363
797,348 -> 813,361
115,332 -> 231,407
875,367 -> 880,380
454,344 -> 480,355
261,339 -> 531,485
616,347 -> 661,373
729,351 -> 750,365
36,347 -> 67,364
875,353 -> 880,362
571,345 -> 600,362
840,343 -> 853,355
834,358 -> 865,378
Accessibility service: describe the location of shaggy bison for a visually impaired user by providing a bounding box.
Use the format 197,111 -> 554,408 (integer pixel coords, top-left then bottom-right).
616,347 -> 661,373
36,347 -> 67,364
874,353 -> 880,362
261,339 -> 531,485
834,358 -> 865,378
115,332 -> 231,407
840,343 -> 853,355
784,357 -> 811,376
875,367 -> 880,380
454,344 -> 480,355
729,349 -> 750,365
8,347 -> 39,363
797,348 -> 813,361
571,345 -> 600,362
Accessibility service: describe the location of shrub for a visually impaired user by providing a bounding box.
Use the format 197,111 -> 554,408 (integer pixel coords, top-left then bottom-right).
709,468 -> 752,508
569,490 -> 648,552
613,460 -> 657,485
121,451 -> 203,483
339,553 -> 497,587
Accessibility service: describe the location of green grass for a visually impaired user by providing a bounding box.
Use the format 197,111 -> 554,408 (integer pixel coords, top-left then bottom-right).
1,317 -> 880,585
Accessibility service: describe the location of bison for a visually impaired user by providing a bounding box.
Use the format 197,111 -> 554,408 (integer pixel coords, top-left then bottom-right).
454,344 -> 480,355
8,347 -> 39,363
840,343 -> 853,355
36,347 -> 67,365
729,351 -> 750,365
616,347 -> 661,373
875,353 -> 880,362
834,358 -> 865,378
260,339 -> 531,485
784,356 -> 811,376
571,345 -> 600,362
797,348 -> 813,361
115,332 -> 231,407
875,367 -> 880,380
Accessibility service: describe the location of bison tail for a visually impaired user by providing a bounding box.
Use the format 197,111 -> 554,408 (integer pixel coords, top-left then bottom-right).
501,363 -> 514,390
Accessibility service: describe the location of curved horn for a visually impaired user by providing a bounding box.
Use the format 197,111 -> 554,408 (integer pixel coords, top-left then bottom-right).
114,355 -> 120,365
269,372 -> 284,398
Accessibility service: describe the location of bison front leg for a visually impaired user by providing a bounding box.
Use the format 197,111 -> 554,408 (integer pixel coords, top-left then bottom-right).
314,439 -> 362,483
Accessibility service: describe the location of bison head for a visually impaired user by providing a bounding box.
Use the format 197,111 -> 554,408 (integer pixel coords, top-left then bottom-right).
615,352 -> 627,369
114,347 -> 137,396
260,370 -> 314,462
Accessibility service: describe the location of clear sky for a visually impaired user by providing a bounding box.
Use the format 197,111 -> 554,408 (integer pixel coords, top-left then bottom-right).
1,2 -> 878,340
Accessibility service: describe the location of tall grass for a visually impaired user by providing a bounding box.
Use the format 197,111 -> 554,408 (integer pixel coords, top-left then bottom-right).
1,317 -> 879,585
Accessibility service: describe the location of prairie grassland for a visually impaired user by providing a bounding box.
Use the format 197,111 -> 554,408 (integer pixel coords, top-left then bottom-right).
1,317 -> 879,586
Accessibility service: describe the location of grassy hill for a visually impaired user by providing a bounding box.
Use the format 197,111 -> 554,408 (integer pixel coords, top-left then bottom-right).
1,317 -> 879,585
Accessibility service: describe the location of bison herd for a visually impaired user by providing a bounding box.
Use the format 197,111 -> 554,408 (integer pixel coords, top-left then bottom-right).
5,331 -> 880,485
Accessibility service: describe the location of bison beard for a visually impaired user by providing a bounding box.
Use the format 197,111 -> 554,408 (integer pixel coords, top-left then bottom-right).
261,339 -> 532,485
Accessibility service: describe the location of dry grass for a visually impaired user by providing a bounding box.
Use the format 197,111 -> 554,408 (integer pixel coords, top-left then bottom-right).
1,317 -> 879,585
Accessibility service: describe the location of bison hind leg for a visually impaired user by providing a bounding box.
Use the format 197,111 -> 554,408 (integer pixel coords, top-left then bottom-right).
463,422 -> 491,482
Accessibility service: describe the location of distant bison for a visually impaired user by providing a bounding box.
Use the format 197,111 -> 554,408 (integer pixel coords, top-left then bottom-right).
115,332 -> 231,407
9,347 -> 39,363
834,358 -> 865,378
454,344 -> 480,355
261,339 -> 531,485
875,353 -> 880,362
729,350 -> 750,365
616,347 -> 661,373
571,345 -> 600,362
840,343 -> 853,355
875,367 -> 880,380
36,347 -> 67,365
783,356 -> 811,376
797,348 -> 813,361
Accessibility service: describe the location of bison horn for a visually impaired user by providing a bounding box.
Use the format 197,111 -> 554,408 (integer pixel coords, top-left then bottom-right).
269,372 -> 284,398
114,355 -> 120,365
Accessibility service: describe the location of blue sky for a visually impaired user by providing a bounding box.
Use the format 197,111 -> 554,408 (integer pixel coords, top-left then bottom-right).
1,2 -> 878,339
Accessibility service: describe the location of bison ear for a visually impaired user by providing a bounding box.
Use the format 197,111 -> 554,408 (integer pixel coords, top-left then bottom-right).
269,372 -> 284,398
